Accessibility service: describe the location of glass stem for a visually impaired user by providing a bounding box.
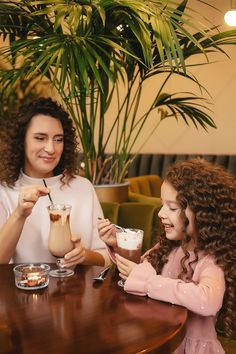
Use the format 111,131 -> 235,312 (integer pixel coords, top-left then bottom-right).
56,258 -> 67,273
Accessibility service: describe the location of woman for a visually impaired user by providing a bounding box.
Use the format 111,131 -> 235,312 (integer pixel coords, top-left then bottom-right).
0,97 -> 110,266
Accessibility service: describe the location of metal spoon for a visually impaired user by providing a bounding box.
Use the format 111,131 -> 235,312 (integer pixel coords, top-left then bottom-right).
97,217 -> 127,233
92,266 -> 111,282
111,223 -> 127,232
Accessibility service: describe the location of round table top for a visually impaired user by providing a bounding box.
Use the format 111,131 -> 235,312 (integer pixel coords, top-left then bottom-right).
0,264 -> 187,354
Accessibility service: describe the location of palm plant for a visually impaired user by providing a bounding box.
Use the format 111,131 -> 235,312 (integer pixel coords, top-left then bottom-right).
0,0 -> 236,184
0,59 -> 47,125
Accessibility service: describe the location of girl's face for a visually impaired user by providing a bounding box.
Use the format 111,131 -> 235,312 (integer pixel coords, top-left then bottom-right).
23,114 -> 64,178
158,180 -> 197,247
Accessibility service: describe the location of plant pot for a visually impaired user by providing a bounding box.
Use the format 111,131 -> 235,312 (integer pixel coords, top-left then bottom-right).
94,182 -> 129,203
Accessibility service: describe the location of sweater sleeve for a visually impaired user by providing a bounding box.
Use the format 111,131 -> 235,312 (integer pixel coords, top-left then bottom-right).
124,259 -> 225,316
0,190 -> 8,227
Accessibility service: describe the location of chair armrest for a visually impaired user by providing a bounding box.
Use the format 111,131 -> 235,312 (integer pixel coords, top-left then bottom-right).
128,191 -> 162,209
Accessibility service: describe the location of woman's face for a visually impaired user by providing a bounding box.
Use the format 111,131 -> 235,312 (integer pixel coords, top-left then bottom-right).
23,114 -> 64,178
158,180 -> 197,246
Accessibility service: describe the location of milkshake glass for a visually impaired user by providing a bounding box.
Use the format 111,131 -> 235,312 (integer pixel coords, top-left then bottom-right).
48,204 -> 74,277
116,228 -> 143,287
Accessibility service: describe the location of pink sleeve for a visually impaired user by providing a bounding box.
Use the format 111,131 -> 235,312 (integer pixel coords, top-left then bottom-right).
124,260 -> 225,316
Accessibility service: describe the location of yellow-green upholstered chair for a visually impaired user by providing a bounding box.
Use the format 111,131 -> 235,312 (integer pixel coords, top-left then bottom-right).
128,174 -> 162,199
127,174 -> 162,213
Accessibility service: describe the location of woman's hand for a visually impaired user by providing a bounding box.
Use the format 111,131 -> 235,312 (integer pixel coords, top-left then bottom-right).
62,235 -> 105,267
115,254 -> 137,280
97,218 -> 117,248
17,185 -> 49,218
62,235 -> 86,267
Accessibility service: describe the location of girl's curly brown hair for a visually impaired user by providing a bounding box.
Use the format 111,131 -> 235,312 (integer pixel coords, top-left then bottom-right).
147,158 -> 236,338
0,97 -> 79,186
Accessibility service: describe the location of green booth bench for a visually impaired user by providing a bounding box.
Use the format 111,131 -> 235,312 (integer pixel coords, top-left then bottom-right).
128,153 -> 236,178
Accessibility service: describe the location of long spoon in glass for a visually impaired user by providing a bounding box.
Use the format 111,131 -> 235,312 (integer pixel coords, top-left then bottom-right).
43,179 -> 54,205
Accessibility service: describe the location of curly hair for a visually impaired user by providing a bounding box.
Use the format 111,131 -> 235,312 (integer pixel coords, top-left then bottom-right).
147,158 -> 236,338
0,97 -> 79,186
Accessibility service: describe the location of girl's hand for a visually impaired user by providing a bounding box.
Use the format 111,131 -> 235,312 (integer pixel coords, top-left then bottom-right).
97,218 -> 117,248
17,185 -> 49,218
115,254 -> 137,280
62,235 -> 86,267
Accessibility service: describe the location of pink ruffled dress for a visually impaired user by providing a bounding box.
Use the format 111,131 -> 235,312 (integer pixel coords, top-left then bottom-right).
124,247 -> 225,354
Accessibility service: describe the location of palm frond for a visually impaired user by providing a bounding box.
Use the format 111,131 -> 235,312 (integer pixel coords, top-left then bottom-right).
0,0 -> 236,183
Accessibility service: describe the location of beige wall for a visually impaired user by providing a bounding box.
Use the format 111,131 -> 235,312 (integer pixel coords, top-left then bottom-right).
106,1 -> 236,156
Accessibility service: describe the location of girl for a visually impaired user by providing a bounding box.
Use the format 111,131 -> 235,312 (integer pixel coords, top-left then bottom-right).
0,97 -> 110,266
98,159 -> 235,353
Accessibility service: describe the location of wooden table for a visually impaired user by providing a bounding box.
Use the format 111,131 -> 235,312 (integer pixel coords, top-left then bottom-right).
0,264 -> 187,354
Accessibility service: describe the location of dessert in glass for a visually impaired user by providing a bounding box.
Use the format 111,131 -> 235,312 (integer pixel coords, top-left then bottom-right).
116,228 -> 144,287
47,204 -> 74,277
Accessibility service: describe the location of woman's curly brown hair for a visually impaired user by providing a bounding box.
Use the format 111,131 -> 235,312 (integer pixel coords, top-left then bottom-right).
0,97 -> 79,186
147,158 -> 236,338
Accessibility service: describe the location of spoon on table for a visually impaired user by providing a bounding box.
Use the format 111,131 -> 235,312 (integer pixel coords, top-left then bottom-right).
92,266 -> 111,282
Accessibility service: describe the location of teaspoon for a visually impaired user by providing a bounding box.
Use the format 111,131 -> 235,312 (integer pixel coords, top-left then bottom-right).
97,217 -> 126,233
92,266 -> 111,282
111,223 -> 127,232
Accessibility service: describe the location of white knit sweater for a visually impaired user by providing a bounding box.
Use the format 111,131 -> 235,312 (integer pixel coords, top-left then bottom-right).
0,172 -> 110,265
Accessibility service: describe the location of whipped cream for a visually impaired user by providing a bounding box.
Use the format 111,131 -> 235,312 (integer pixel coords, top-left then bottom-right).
116,230 -> 143,250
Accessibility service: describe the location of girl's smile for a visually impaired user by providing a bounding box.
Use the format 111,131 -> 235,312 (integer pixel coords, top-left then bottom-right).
162,222 -> 174,233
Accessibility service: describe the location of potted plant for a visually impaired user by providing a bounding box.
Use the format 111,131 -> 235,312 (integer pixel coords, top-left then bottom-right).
0,0 -> 236,190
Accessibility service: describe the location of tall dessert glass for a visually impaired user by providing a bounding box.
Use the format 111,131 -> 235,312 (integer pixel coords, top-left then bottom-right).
116,228 -> 144,287
47,204 -> 74,277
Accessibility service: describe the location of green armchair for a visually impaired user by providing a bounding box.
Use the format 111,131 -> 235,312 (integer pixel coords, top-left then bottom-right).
127,175 -> 162,211
128,174 -> 162,199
